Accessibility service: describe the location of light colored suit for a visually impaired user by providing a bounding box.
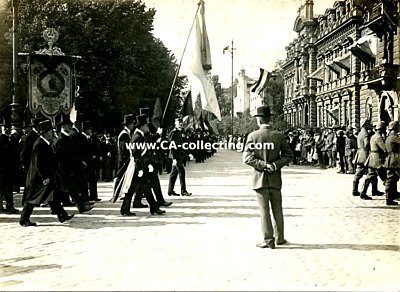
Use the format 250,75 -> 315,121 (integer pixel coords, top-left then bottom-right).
243,125 -> 293,190
243,124 -> 293,244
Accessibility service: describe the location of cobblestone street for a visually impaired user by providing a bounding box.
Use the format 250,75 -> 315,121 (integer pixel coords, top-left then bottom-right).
1,149 -> 399,291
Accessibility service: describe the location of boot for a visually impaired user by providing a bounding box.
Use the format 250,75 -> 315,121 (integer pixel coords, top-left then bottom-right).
352,181 -> 360,196
386,189 -> 399,206
120,196 -> 135,216
19,203 -> 36,227
360,181 -> 372,200
371,181 -> 384,196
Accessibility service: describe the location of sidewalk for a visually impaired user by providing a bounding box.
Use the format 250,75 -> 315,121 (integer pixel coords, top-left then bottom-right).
1,149 -> 399,291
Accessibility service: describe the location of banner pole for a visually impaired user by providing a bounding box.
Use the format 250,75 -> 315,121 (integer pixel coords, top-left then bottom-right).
161,3 -> 201,125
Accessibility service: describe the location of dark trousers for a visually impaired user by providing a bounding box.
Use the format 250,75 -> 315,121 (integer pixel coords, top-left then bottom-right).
20,200 -> 68,224
338,152 -> 345,173
0,177 -> 15,209
121,176 -> 157,212
86,167 -> 98,200
386,169 -> 399,201
255,187 -> 284,243
353,165 -> 367,191
147,170 -> 166,205
168,160 -> 186,194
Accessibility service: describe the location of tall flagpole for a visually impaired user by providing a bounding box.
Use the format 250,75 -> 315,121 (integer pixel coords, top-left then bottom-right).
161,3 -> 201,124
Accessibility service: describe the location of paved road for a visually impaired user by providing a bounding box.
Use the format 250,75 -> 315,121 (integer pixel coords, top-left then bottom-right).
1,149 -> 399,291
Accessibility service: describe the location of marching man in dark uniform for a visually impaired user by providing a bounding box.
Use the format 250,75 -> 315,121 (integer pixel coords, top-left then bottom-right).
168,116 -> 192,197
120,114 -> 165,216
19,120 -> 74,226
383,121 -> 400,206
0,121 -> 19,214
117,114 -> 135,171
361,121 -> 387,200
243,105 -> 293,249
53,116 -> 94,213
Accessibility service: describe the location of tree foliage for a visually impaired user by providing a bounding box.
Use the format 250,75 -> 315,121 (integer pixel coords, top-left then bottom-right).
1,0 -> 184,131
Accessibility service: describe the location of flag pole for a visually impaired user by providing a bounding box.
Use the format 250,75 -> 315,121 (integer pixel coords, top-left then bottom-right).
161,2 -> 201,124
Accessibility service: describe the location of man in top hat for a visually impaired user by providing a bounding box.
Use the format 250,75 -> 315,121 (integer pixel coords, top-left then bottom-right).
20,119 -> 74,226
0,119 -> 19,214
168,115 -> 192,197
80,120 -> 101,202
139,110 -> 172,208
361,121 -> 387,200
120,114 -> 165,216
243,105 -> 293,249
383,121 -> 400,205
117,114 -> 135,171
53,115 -> 94,213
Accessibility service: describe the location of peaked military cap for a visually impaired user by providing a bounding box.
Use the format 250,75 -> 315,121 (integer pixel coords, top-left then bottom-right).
136,114 -> 149,126
38,120 -> 53,134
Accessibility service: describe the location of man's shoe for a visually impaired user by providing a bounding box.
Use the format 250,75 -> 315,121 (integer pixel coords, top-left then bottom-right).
360,194 -> 373,200
132,202 -> 148,208
58,214 -> 75,223
256,241 -> 275,249
352,191 -> 360,196
386,200 -> 399,206
120,210 -> 136,216
276,239 -> 287,245
5,207 -> 20,214
90,198 -> 102,202
85,201 -> 95,206
372,191 -> 385,196
79,204 -> 94,214
159,201 -> 173,207
181,191 -> 192,196
168,191 -> 180,196
20,220 -> 37,227
150,208 -> 166,215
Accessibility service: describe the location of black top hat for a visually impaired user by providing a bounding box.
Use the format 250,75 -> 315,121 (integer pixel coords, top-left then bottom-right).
136,114 -> 149,126
38,120 -> 53,134
122,114 -> 135,125
140,108 -> 150,116
254,105 -> 272,118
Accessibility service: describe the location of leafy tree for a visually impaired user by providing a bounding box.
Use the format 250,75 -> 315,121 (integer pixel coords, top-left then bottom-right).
1,0 -> 183,131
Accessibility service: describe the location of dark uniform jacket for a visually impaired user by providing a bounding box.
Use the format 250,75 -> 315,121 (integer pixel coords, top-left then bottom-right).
53,131 -> 81,193
131,129 -> 151,171
243,125 -> 293,190
117,128 -> 131,169
25,137 -> 55,205
168,128 -> 184,161
365,132 -> 386,169
0,133 -> 13,183
20,130 -> 39,170
354,127 -> 370,165
383,132 -> 400,169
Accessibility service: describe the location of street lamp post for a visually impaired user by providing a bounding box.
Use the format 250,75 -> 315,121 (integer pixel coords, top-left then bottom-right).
223,40 -> 235,136
11,0 -> 21,130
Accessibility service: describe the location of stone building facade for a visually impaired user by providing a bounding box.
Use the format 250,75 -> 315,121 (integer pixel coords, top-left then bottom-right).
282,0 -> 399,129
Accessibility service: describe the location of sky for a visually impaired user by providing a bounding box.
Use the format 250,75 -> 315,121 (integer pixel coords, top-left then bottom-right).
144,0 -> 335,87
0,0 -> 335,87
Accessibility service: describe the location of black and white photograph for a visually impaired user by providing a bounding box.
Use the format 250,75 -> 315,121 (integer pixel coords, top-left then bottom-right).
0,0 -> 399,290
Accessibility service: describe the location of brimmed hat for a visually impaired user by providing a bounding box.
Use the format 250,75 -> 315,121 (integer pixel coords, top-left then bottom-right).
388,121 -> 399,131
122,114 -> 135,125
254,105 -> 272,118
136,114 -> 149,126
38,120 -> 53,134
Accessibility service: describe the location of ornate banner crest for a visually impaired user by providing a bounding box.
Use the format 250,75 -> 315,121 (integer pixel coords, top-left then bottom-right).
28,54 -> 73,119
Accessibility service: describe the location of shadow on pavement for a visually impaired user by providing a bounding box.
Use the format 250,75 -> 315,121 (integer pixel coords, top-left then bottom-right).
0,263 -> 62,277
279,243 -> 400,252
